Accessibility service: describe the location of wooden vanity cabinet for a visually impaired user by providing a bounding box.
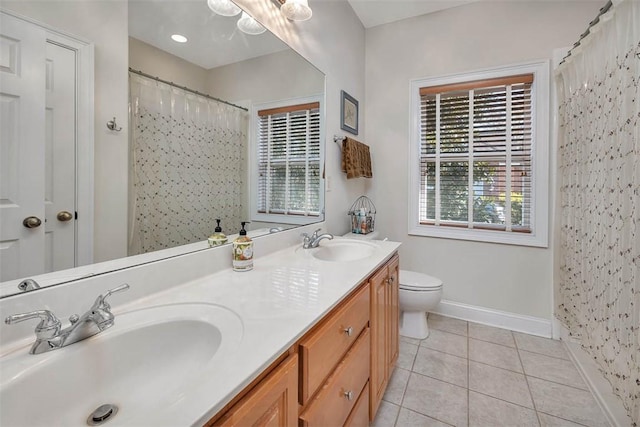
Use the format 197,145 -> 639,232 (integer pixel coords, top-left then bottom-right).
370,253 -> 399,419
206,253 -> 399,427
210,354 -> 298,427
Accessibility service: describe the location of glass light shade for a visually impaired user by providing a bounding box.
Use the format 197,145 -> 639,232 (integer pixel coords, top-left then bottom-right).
237,12 -> 266,35
281,0 -> 312,21
207,0 -> 241,17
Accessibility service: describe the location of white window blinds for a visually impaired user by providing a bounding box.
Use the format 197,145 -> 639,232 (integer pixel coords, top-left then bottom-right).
257,102 -> 321,217
419,74 -> 534,232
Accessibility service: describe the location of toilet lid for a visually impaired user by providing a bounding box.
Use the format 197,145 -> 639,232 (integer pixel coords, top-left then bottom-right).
399,269 -> 443,291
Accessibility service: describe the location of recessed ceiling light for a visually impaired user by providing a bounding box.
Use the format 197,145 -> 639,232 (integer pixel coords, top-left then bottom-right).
171,34 -> 188,43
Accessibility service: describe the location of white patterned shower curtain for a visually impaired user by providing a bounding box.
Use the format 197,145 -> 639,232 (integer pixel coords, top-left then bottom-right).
556,0 -> 639,424
128,73 -> 247,255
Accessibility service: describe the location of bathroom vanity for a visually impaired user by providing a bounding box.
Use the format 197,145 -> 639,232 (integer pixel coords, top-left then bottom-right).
0,229 -> 401,426
209,253 -> 399,426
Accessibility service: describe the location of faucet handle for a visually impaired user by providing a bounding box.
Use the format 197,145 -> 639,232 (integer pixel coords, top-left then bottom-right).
5,310 -> 61,339
93,283 -> 130,310
311,228 -> 322,238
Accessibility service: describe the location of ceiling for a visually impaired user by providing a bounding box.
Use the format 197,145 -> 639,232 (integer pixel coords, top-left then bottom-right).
128,0 -> 487,70
346,0 -> 479,28
128,1 -> 289,70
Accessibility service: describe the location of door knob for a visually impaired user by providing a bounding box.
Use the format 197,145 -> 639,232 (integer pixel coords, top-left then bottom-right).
23,216 -> 42,229
57,211 -> 73,222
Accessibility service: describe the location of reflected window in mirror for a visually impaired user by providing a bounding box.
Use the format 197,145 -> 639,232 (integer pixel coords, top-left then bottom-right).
252,97 -> 324,225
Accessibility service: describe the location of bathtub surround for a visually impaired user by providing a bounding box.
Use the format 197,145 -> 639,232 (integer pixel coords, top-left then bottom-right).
555,0 -> 640,424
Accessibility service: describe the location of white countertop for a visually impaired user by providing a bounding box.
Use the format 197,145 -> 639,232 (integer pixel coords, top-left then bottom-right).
0,236 -> 400,426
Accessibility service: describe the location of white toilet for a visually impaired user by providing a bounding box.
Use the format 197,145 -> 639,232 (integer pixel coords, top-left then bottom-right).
398,270 -> 443,339
342,231 -> 444,340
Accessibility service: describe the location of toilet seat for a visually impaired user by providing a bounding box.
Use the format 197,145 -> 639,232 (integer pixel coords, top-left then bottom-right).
400,269 -> 443,291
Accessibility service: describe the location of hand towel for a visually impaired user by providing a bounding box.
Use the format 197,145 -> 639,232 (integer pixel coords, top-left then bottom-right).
341,137 -> 372,179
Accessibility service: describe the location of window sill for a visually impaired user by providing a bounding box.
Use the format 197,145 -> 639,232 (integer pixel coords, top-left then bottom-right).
252,212 -> 322,226
408,224 -> 548,248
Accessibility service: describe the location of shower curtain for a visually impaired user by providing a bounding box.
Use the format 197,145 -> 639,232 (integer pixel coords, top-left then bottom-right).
128,73 -> 247,255
556,0 -> 639,424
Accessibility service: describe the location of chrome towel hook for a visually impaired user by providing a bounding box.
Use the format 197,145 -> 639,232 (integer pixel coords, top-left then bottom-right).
106,117 -> 122,132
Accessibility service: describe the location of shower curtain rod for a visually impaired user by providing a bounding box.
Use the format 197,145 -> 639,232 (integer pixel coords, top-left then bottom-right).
559,0 -> 613,66
128,67 -> 249,112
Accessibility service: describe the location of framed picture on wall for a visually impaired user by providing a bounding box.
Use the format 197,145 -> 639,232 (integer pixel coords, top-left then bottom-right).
340,90 -> 358,135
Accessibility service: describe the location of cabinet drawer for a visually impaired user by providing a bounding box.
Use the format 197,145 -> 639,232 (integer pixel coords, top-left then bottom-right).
344,381 -> 369,427
299,283 -> 370,403
299,328 -> 370,427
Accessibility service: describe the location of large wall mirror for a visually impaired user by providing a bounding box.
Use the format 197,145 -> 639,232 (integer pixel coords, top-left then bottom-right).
0,0 -> 325,298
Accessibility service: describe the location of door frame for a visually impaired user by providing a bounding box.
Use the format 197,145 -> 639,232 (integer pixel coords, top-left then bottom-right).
2,9 -> 95,268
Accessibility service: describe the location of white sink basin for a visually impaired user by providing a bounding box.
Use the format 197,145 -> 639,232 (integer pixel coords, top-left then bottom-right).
310,239 -> 377,262
0,303 -> 243,427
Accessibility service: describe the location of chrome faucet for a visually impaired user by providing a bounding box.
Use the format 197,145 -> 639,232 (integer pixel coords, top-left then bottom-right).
302,228 -> 334,249
4,284 -> 130,355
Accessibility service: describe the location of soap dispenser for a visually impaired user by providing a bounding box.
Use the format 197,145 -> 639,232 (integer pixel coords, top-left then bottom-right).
208,219 -> 228,247
232,222 -> 253,272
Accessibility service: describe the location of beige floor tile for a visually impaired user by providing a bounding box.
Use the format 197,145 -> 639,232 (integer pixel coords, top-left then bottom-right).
520,350 -> 587,390
401,335 -> 422,345
396,407 -> 454,427
469,338 -> 523,373
468,323 -> 515,347
528,377 -> 609,427
469,391 -> 539,427
413,347 -> 468,388
421,329 -> 468,358
383,367 -> 411,405
403,373 -> 468,427
372,400 -> 400,427
396,341 -> 419,370
514,333 -> 569,360
537,412 -> 591,427
428,313 -> 468,336
469,361 -> 533,408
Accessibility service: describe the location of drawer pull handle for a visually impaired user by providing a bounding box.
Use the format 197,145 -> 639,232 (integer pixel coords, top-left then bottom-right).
343,390 -> 354,401
344,326 -> 353,337
387,276 -> 395,285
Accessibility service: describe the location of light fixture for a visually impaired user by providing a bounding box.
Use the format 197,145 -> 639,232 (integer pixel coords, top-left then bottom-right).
171,34 -> 188,43
280,0 -> 312,21
237,11 -> 266,35
207,0 -> 241,16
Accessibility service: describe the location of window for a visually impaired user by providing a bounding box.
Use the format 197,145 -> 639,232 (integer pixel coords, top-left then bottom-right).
252,98 -> 323,224
409,62 -> 549,247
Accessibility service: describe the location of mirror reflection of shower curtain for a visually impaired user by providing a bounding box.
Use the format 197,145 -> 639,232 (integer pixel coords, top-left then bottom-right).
128,73 -> 247,255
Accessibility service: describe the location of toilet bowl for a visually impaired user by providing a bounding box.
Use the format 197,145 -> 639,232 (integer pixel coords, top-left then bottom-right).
342,231 -> 443,340
398,270 -> 443,340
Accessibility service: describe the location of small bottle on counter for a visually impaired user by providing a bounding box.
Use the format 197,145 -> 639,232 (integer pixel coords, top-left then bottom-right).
359,208 -> 368,234
232,222 -> 253,272
208,219 -> 228,247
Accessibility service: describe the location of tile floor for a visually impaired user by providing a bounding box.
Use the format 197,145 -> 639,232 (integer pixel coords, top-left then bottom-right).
372,313 -> 610,427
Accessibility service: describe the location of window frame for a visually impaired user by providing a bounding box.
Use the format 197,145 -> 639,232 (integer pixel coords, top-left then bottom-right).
408,61 -> 550,247
250,95 -> 325,225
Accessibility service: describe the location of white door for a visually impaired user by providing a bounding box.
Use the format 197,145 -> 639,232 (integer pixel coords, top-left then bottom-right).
0,14 -> 77,281
44,41 -> 77,273
0,13 -> 47,281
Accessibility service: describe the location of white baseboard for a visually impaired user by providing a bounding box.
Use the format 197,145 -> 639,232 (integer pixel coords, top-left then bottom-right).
430,299 -> 553,338
556,323 -> 634,427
